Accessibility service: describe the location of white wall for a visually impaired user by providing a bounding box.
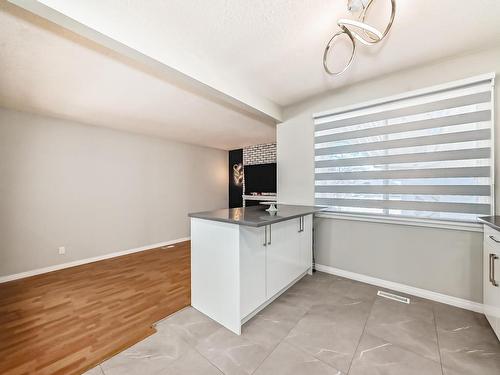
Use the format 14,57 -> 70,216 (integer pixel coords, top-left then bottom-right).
277,47 -> 500,303
0,108 -> 228,277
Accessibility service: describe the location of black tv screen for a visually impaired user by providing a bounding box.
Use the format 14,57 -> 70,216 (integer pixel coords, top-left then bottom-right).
244,163 -> 276,194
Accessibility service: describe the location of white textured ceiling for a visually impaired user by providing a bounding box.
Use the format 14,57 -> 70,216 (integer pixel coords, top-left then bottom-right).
2,0 -> 500,149
0,2 -> 276,150
29,0 -> 500,106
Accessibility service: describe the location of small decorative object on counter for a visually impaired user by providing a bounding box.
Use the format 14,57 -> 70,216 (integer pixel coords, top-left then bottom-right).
266,203 -> 278,213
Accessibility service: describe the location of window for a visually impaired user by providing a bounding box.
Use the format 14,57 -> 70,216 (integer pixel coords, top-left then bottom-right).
313,74 -> 495,223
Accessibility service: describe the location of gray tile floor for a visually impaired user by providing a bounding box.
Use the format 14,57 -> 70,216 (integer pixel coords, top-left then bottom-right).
84,272 -> 500,375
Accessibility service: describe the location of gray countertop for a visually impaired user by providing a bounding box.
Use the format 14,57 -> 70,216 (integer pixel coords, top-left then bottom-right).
188,204 -> 326,227
478,216 -> 500,231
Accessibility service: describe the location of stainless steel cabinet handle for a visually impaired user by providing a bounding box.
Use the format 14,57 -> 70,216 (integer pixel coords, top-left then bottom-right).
263,226 -> 267,246
489,253 -> 494,283
489,235 -> 500,243
491,253 -> 499,287
298,217 -> 304,233
268,225 -> 272,245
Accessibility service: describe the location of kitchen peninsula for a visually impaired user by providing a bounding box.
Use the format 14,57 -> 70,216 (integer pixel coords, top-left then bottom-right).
188,204 -> 324,334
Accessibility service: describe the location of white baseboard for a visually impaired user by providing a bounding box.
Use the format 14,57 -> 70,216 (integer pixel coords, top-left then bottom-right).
0,237 -> 190,284
315,264 -> 484,314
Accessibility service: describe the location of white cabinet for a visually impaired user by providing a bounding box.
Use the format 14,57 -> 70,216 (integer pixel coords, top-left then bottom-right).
483,225 -> 500,340
266,218 -> 302,298
240,226 -> 267,318
266,215 -> 313,298
191,214 -> 314,335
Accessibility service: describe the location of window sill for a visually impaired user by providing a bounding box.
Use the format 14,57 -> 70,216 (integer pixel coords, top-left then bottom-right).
315,212 -> 484,232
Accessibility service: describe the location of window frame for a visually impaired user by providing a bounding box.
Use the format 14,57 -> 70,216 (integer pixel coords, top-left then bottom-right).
312,73 -> 496,231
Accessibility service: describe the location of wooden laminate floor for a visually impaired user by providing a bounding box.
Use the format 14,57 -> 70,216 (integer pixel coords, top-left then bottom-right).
0,241 -> 191,375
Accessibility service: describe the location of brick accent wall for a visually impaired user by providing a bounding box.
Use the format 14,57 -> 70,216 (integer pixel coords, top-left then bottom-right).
243,143 -> 276,166
241,143 -> 277,201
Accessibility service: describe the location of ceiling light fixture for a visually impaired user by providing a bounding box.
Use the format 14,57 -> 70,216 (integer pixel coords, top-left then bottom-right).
323,0 -> 396,76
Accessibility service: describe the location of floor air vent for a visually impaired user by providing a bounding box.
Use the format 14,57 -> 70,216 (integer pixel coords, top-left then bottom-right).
377,290 -> 410,304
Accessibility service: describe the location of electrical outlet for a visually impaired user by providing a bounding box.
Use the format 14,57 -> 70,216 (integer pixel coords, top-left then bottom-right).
58,246 -> 66,255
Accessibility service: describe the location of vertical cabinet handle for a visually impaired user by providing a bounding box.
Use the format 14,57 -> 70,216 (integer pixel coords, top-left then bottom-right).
268,225 -> 272,245
298,216 -> 304,233
263,226 -> 267,246
298,217 -> 303,232
489,253 -> 494,283
491,253 -> 499,287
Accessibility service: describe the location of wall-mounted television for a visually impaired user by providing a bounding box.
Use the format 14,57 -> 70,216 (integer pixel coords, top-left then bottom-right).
244,163 -> 276,194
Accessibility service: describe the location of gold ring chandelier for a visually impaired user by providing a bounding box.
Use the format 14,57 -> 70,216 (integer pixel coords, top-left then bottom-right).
323,0 -> 396,76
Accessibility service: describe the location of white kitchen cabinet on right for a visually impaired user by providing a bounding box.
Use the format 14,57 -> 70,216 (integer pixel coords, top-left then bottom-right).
483,225 -> 500,340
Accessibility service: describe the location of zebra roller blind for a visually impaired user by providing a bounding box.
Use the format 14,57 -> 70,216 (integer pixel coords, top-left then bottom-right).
314,74 -> 495,222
